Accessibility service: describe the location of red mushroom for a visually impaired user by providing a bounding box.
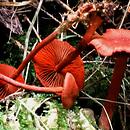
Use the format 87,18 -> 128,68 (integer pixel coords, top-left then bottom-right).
0,72 -> 78,108
33,39 -> 84,91
0,64 -> 24,99
88,29 -> 130,130
61,72 -> 79,109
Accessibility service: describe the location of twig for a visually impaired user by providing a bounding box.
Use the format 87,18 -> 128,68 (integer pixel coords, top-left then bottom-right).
8,8 -> 17,42
24,41 -> 38,83
24,16 -> 41,83
0,1 -> 32,7
119,0 -> 130,28
85,57 -> 107,82
84,60 -> 130,67
121,81 -> 127,129
41,9 -> 83,38
118,106 -> 125,130
82,49 -> 95,60
54,0 -> 75,13
22,0 -> 44,76
0,91 -> 24,103
79,97 -> 130,106
25,16 -> 42,42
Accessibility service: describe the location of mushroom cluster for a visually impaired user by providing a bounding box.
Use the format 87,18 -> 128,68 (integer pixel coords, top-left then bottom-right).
0,13 -> 101,108
0,2 -> 126,129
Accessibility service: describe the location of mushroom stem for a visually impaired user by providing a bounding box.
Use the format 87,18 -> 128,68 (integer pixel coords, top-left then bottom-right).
78,15 -> 102,48
55,49 -> 80,72
55,15 -> 102,73
0,73 -> 63,93
99,55 -> 128,130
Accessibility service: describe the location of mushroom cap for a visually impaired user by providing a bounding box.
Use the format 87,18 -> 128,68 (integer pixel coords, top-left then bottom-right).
61,72 -> 79,109
33,39 -> 84,90
0,64 -> 24,99
89,29 -> 130,56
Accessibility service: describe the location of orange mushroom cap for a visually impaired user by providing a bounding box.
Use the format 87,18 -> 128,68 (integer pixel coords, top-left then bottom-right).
0,64 -> 24,99
33,39 -> 84,90
89,29 -> 130,56
61,72 -> 79,109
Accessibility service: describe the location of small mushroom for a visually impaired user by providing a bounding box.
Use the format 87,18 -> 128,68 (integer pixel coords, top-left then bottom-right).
61,72 -> 79,109
0,64 -> 24,99
33,39 -> 84,91
88,29 -> 130,130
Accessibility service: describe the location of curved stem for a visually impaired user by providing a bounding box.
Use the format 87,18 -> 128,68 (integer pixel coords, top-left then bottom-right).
55,15 -> 102,72
78,15 -> 102,48
0,73 -> 63,93
99,56 -> 128,130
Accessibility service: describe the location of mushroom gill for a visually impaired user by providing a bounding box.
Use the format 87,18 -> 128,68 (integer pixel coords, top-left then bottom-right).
33,39 -> 84,90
